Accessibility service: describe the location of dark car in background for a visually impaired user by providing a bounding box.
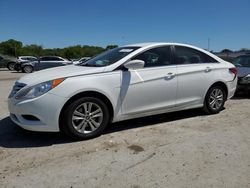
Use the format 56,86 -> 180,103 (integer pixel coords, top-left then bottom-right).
0,54 -> 18,70
20,56 -> 72,73
232,55 -> 250,94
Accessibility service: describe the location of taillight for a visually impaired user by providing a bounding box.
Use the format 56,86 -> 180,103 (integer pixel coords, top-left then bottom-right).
229,67 -> 237,75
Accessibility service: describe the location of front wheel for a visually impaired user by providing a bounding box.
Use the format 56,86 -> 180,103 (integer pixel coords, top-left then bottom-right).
203,86 -> 226,114
22,65 -> 33,73
7,62 -> 15,71
60,97 -> 110,140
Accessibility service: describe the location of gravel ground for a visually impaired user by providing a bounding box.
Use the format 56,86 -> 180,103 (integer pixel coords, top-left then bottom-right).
0,68 -> 250,188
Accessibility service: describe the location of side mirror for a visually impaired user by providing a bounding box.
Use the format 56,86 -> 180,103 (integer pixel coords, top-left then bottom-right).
123,60 -> 145,70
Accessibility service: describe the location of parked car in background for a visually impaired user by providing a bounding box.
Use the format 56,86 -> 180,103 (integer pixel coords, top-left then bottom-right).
232,55 -> 250,94
0,54 -> 18,70
8,43 -> 237,139
18,56 -> 38,62
20,56 -> 72,73
72,57 -> 91,65
14,56 -> 38,71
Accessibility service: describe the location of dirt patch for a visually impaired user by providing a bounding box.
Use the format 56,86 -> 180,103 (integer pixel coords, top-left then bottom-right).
128,145 -> 145,154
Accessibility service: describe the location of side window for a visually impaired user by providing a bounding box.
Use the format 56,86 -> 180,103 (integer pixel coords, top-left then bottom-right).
0,56 -> 3,61
236,56 -> 250,67
132,46 -> 172,67
40,57 -> 49,61
48,57 -> 57,61
49,57 -> 63,61
28,57 -> 37,61
40,57 -> 59,61
174,46 -> 217,64
247,57 -> 250,65
56,57 -> 64,61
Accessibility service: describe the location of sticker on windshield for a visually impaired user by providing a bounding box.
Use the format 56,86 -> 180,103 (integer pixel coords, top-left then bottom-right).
119,49 -> 134,53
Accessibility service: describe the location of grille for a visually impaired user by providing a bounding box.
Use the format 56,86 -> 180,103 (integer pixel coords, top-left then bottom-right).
9,82 -> 27,98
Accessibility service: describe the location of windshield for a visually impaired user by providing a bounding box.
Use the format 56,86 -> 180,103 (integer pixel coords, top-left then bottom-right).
78,47 -> 139,67
232,56 -> 250,67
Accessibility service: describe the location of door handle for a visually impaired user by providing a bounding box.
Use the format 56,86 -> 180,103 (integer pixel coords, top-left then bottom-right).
204,67 -> 212,72
165,72 -> 175,80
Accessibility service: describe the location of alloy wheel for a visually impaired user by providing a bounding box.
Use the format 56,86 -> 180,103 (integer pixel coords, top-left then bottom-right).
23,66 -> 33,73
8,63 -> 15,71
71,102 -> 103,134
209,88 -> 224,111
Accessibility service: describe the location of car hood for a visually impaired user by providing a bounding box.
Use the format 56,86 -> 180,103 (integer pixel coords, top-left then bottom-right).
237,67 -> 250,78
18,65 -> 106,85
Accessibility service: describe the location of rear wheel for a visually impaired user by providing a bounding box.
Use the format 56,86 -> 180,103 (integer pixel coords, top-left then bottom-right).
22,65 -> 33,73
203,86 -> 226,114
7,62 -> 15,71
60,97 -> 110,140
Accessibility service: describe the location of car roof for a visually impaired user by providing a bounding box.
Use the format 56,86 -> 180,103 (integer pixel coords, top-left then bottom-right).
19,56 -> 37,58
41,56 -> 61,58
120,42 -> 226,65
123,42 -> 205,49
19,56 -> 36,57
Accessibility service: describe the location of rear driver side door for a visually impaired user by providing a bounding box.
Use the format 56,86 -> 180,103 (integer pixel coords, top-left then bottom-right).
173,45 -> 219,107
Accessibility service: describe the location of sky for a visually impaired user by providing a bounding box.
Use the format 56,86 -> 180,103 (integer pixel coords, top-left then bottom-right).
0,0 -> 250,51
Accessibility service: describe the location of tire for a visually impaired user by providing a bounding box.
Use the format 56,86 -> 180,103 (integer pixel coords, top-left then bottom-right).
247,90 -> 250,99
22,65 -> 33,73
203,85 -> 226,114
7,62 -> 15,71
14,63 -> 21,71
60,97 -> 110,140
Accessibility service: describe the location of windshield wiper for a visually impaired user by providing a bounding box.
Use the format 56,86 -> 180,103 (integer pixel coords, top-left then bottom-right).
79,63 -> 103,67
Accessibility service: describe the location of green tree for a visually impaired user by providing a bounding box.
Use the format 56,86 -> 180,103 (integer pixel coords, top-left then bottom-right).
238,48 -> 250,52
0,39 -> 23,56
0,39 -> 115,58
105,45 -> 118,50
20,44 -> 43,57
220,49 -> 232,53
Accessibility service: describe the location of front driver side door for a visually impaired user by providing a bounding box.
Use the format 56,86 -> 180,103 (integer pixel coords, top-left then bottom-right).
120,46 -> 177,117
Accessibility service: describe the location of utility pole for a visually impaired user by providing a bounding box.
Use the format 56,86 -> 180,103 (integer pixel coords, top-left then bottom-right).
14,44 -> 17,57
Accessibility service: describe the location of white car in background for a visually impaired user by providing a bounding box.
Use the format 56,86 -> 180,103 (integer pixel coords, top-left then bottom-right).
14,56 -> 38,71
18,56 -> 38,62
20,56 -> 72,73
8,43 -> 237,139
72,57 -> 91,65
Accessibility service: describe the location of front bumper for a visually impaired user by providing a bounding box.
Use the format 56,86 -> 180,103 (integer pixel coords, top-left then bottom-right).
14,63 -> 21,71
8,92 -> 67,132
236,77 -> 250,92
237,83 -> 250,92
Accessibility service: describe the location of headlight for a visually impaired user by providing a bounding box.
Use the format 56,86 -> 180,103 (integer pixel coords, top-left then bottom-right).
15,78 -> 65,100
242,74 -> 250,82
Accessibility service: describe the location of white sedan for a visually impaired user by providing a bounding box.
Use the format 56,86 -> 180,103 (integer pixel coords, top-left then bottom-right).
8,43 -> 237,139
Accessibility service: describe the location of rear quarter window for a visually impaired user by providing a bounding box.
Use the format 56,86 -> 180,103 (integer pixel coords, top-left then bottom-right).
174,46 -> 218,64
